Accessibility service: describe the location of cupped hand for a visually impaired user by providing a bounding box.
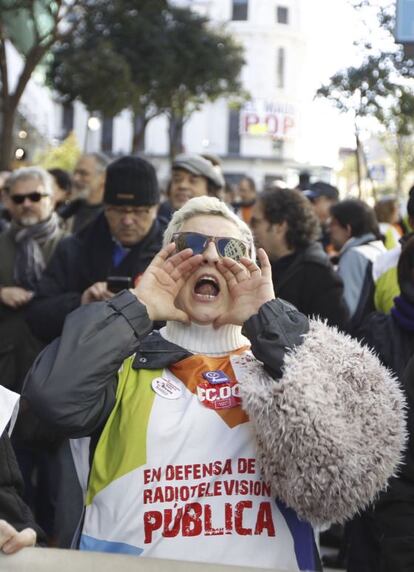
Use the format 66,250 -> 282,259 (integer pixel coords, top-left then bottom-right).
0,520 -> 36,554
132,243 -> 203,323
214,248 -> 275,328
81,282 -> 114,305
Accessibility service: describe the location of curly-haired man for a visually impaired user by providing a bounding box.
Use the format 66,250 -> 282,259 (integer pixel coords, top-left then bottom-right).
251,187 -> 349,330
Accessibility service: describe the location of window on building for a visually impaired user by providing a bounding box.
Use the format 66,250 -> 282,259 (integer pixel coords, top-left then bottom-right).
101,117 -> 114,153
276,47 -> 285,88
276,6 -> 289,24
228,109 -> 241,155
62,103 -> 74,138
232,0 -> 248,21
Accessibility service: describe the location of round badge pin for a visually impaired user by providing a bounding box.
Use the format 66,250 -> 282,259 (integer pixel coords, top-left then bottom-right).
151,377 -> 182,400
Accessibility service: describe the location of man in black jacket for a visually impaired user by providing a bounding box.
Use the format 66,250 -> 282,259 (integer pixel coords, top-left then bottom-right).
250,187 -> 349,331
27,156 -> 164,343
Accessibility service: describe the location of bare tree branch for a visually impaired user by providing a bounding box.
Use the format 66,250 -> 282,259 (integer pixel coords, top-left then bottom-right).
0,38 -> 9,111
28,0 -> 42,44
9,44 -> 48,111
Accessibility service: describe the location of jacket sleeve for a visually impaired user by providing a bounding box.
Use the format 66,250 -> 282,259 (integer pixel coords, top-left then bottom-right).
237,316 -> 406,526
25,238 -> 83,343
242,298 -> 310,379
23,290 -> 153,438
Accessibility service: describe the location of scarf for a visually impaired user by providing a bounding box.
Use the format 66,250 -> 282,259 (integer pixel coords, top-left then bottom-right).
13,213 -> 60,290
391,294 -> 414,332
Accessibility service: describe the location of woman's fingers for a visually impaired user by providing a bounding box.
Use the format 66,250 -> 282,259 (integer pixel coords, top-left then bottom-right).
150,242 -> 177,267
0,521 -> 36,554
257,248 -> 272,277
0,520 -> 15,549
170,254 -> 203,282
238,256 -> 262,277
2,528 -> 36,554
217,257 -> 253,284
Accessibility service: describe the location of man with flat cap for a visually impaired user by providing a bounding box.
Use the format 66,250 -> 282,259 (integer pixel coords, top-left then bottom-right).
27,156 -> 164,343
158,153 -> 225,222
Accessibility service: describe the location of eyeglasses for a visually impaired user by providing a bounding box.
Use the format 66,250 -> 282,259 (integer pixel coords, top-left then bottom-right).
105,206 -> 152,217
172,232 -> 249,261
10,192 -> 49,205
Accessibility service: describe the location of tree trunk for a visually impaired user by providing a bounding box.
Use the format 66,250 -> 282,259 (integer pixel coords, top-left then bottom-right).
396,134 -> 403,198
355,130 -> 363,199
132,112 -> 149,154
0,102 -> 16,170
359,138 -> 377,201
168,112 -> 184,163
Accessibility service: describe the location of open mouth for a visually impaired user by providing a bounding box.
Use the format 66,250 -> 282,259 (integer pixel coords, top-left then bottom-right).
193,274 -> 220,299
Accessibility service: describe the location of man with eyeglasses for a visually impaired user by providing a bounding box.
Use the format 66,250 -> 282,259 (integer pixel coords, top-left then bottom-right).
26,156 -> 163,346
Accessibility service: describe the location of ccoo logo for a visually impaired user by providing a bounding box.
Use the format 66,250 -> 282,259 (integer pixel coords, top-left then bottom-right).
202,370 -> 230,384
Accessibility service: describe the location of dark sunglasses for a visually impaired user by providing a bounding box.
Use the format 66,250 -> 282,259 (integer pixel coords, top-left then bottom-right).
173,232 -> 249,261
10,192 -> 49,205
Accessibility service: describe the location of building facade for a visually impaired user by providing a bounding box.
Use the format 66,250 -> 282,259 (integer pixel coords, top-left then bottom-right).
8,0 -> 332,188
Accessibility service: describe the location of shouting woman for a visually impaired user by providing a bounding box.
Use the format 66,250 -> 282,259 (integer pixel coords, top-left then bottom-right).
23,197 -> 404,571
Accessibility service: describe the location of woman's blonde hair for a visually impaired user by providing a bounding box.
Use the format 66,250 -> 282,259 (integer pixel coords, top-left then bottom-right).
163,196 -> 256,259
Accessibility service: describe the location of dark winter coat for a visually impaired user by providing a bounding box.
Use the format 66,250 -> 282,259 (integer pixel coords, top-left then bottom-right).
271,242 -> 349,331
59,199 -> 103,233
0,226 -> 65,392
26,212 -> 164,343
0,430 -> 46,543
347,341 -> 414,572
357,312 -> 414,381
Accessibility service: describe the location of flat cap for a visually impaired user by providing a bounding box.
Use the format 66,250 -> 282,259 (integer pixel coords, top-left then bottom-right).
173,153 -> 224,189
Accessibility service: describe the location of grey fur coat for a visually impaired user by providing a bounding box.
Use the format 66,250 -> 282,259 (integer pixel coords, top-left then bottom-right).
236,319 -> 406,526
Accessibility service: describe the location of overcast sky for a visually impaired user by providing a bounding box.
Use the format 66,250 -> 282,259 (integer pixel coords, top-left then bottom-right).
299,0 -> 393,166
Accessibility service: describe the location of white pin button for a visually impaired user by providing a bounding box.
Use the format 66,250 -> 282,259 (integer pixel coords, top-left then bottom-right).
151,377 -> 182,400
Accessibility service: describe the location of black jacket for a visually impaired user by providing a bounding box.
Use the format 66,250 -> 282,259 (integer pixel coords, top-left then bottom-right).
357,312 -> 414,381
271,242 -> 349,331
26,213 -> 164,343
0,431 -> 46,543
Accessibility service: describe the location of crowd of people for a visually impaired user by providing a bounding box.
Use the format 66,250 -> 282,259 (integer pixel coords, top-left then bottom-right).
0,152 -> 412,572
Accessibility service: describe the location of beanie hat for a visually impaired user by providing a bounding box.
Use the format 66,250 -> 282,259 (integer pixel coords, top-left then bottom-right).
172,153 -> 225,189
104,156 -> 160,206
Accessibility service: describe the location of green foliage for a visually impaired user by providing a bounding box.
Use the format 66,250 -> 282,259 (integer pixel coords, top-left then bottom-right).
316,0 -> 414,194
33,131 -> 81,171
48,39 -> 135,116
156,7 -> 244,119
317,1 -> 414,134
316,53 -> 414,134
47,0 -> 245,129
0,0 -> 90,168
